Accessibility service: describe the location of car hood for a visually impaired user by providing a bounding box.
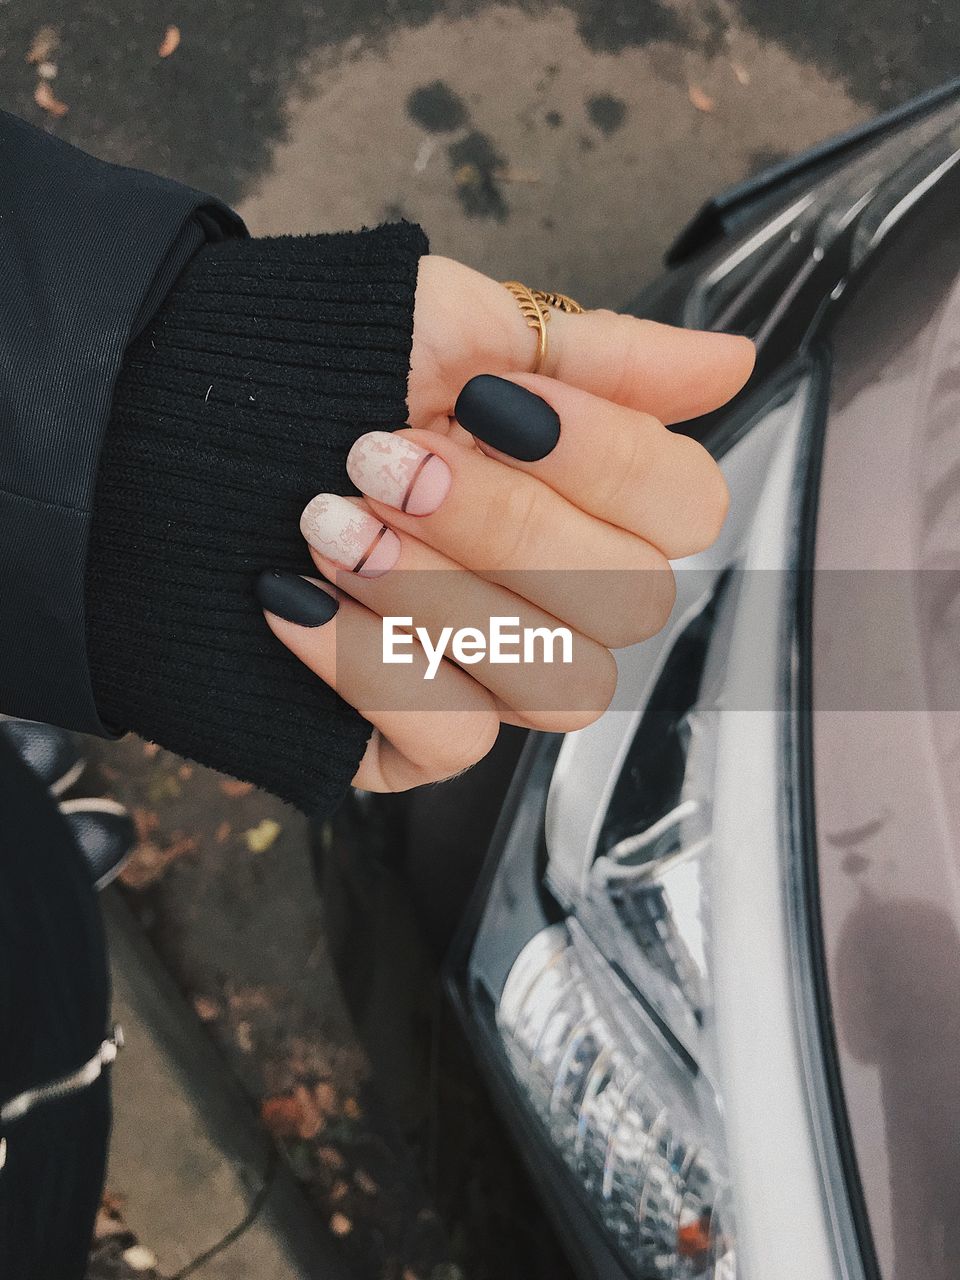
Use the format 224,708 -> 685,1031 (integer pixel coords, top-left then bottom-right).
811,130 -> 960,1280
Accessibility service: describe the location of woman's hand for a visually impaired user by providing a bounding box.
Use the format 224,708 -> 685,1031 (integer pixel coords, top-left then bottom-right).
259,255 -> 754,791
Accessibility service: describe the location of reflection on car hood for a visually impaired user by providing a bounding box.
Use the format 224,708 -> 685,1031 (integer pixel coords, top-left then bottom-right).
812,138 -> 960,1280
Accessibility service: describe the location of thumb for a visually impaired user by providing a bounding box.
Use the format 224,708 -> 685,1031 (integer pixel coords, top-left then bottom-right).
408,253 -> 755,429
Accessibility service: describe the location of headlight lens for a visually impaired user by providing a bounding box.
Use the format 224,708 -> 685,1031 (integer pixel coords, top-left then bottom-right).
498,920 -> 734,1279
469,576 -> 738,1279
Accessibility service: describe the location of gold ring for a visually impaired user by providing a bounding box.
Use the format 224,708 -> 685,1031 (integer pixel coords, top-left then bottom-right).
502,280 -> 586,374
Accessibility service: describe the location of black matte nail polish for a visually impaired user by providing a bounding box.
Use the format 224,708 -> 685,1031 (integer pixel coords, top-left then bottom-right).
256,571 -> 339,626
454,374 -> 561,461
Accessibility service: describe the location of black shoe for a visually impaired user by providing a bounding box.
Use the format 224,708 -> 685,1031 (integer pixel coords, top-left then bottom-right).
60,798 -> 136,891
0,718 -> 85,796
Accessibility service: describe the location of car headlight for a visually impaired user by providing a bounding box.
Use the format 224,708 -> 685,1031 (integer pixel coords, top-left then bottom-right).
498,921 -> 733,1279
491,571 -> 734,1280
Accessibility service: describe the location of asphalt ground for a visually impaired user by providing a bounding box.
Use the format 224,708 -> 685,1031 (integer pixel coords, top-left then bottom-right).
2,2 -> 959,301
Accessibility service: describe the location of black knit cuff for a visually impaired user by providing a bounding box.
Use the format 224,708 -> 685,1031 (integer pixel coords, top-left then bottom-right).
85,222 -> 429,814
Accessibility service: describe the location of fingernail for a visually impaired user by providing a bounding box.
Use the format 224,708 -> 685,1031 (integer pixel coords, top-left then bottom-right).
256,571 -> 339,626
454,374 -> 561,461
347,431 -> 452,516
300,493 -> 401,577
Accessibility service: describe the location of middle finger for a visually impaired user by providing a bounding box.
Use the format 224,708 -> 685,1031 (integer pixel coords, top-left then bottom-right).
302,450 -> 675,650
304,511 -> 618,732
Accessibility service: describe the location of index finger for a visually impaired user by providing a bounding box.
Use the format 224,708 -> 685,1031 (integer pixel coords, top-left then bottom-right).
419,256 -> 755,425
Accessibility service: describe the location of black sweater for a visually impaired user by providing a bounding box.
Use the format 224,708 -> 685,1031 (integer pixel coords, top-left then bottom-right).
85,222 -> 429,814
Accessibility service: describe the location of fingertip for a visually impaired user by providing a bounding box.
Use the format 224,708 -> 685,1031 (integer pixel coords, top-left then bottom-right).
659,328 -> 756,422
256,570 -> 339,629
699,328 -> 756,395
719,330 -> 757,386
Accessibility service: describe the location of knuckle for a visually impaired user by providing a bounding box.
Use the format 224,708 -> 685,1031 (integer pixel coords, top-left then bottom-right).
477,478 -> 543,573
607,313 -> 657,404
423,710 -> 500,779
595,414 -> 656,513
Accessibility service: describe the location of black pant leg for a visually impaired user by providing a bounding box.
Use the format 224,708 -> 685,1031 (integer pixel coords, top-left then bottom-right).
0,734 -> 111,1279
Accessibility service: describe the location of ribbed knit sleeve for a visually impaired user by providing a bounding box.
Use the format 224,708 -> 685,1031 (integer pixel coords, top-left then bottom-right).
85,222 -> 429,814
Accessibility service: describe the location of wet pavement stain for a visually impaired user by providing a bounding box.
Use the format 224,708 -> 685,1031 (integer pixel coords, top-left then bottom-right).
404,76 -> 512,221
586,92 -> 628,135
406,79 -> 470,132
447,129 -> 509,219
545,109 -> 564,127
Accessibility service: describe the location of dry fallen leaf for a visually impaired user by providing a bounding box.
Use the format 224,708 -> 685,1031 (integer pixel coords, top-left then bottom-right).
295,1084 -> 326,1138
261,1094 -> 303,1139
261,1088 -> 328,1138
226,983 -> 272,1014
142,741 -> 160,759
122,1245 -> 159,1272
37,61 -> 57,81
220,778 -> 254,798
343,1096 -> 362,1120
331,1179 -> 350,1203
118,835 -> 197,890
329,1213 -> 353,1238
354,1168 -> 378,1196
158,24 -> 181,58
244,818 -> 282,854
316,1145 -> 346,1171
314,1080 -> 338,1117
94,1203 -> 124,1240
731,61 -> 751,86
148,773 -> 181,803
26,25 -> 57,65
688,85 -> 716,114
34,81 -> 69,119
93,1209 -> 119,1240
453,162 -> 480,189
102,1190 -> 125,1216
215,820 -> 232,844
235,1020 -> 254,1053
192,994 -> 220,1023
178,763 -> 193,781
402,1270 -> 421,1280
132,808 -> 160,842
496,167 -> 542,184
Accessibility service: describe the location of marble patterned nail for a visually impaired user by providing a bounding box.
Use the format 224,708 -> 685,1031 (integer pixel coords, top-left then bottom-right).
346,431 -> 452,516
300,493 -> 401,577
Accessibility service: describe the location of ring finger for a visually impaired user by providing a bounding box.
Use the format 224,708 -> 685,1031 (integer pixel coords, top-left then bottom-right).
304,507 -> 617,732
309,435 -> 676,649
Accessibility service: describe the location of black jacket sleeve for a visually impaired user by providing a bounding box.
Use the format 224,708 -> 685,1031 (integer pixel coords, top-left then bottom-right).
86,227 -> 427,814
1,114 -> 428,815
0,111 -> 243,735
